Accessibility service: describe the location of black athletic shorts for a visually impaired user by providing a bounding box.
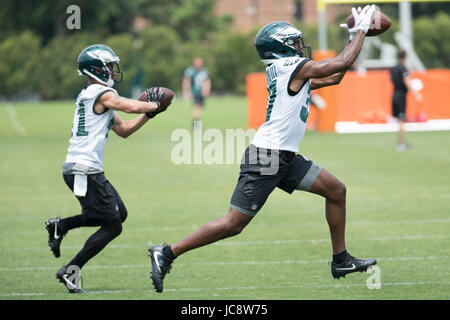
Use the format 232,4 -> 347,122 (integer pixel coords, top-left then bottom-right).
63,173 -> 124,222
392,91 -> 406,120
193,94 -> 204,107
230,145 -> 322,217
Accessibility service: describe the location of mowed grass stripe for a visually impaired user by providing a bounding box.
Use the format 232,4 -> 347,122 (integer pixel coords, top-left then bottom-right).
2,281 -> 450,297
0,255 -> 448,271
1,218 -> 449,235
1,99 -> 449,299
0,234 -> 447,251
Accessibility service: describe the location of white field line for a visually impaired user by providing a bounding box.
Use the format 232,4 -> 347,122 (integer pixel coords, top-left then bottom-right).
5,104 -> 26,136
213,234 -> 449,246
131,218 -> 450,233
335,119 -> 450,133
2,218 -> 450,236
1,234 -> 447,252
0,255 -> 448,272
1,281 -> 449,297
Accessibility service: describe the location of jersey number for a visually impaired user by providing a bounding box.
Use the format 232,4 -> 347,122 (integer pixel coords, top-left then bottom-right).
76,102 -> 88,136
266,79 -> 277,122
300,85 -> 311,123
106,117 -> 114,138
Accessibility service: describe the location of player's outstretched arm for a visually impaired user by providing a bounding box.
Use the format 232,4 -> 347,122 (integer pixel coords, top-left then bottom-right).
290,5 -> 375,92
111,113 -> 149,139
311,71 -> 347,90
98,91 -> 159,114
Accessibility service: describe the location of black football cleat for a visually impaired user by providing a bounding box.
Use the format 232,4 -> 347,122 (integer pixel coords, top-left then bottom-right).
331,254 -> 377,279
148,245 -> 173,293
55,265 -> 85,293
45,217 -> 67,258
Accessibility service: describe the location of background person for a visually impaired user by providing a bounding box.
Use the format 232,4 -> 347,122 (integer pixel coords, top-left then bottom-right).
182,57 -> 211,127
390,49 -> 422,151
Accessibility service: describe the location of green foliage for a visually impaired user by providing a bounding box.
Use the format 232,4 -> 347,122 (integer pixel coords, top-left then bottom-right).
0,0 -> 142,43
0,32 -> 41,97
140,26 -> 182,91
414,12 -> 450,69
105,34 -> 142,97
37,33 -> 100,99
141,0 -> 231,41
207,31 -> 264,94
0,2 -> 448,99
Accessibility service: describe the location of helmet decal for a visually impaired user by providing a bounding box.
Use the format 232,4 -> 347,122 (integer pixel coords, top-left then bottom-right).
269,25 -> 303,43
86,50 -> 120,64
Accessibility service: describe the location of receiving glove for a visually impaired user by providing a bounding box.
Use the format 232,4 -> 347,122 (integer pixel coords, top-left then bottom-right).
145,87 -> 167,119
339,23 -> 357,41
349,4 -> 376,35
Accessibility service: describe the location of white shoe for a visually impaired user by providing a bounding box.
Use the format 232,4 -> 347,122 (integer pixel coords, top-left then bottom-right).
396,143 -> 410,152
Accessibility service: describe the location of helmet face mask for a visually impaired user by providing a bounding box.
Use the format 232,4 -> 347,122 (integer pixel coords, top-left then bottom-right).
292,37 -> 312,60
107,62 -> 123,83
254,22 -> 311,65
78,44 -> 123,87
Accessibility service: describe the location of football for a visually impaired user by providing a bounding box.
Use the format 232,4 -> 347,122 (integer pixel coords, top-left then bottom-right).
346,10 -> 391,37
138,87 -> 175,109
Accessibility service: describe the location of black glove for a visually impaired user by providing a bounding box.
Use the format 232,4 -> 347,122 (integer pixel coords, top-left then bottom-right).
145,87 -> 166,119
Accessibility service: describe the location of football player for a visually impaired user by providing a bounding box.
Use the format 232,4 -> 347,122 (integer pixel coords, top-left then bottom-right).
45,44 -> 167,293
149,5 -> 378,293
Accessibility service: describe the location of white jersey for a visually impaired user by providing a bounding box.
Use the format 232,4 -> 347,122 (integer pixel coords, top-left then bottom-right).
251,56 -> 312,153
64,84 -> 117,173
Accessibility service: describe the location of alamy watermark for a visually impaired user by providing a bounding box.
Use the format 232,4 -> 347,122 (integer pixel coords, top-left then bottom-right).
170,121 -> 280,175
366,265 -> 382,289
65,265 -> 82,290
66,5 -> 81,30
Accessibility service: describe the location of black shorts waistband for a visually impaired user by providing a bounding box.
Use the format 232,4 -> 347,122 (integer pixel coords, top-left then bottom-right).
248,145 -> 295,161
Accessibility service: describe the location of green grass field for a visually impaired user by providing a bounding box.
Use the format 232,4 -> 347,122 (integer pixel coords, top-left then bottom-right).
0,96 -> 449,300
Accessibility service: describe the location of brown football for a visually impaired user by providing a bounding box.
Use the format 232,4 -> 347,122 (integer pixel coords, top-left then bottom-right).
138,87 -> 175,109
346,10 -> 391,37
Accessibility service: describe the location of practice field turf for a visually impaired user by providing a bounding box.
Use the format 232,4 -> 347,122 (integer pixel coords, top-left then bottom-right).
0,97 -> 449,300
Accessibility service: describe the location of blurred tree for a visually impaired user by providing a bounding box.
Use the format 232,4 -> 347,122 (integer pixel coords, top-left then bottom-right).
37,32 -> 101,99
140,26 -> 182,91
105,34 -> 142,97
0,0 -> 142,43
414,12 -> 450,68
207,31 -> 264,94
0,32 -> 41,98
142,0 -> 232,41
413,2 -> 450,17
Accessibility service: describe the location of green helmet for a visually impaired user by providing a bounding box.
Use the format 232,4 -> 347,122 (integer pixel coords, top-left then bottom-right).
77,44 -> 123,87
254,21 -> 311,65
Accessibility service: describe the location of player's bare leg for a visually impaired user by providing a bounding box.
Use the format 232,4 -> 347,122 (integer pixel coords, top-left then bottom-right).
308,168 -> 376,278
396,120 -> 409,151
398,120 -> 405,144
192,104 -> 202,129
192,104 -> 202,121
308,168 -> 347,255
171,208 -> 252,257
149,208 -> 252,292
